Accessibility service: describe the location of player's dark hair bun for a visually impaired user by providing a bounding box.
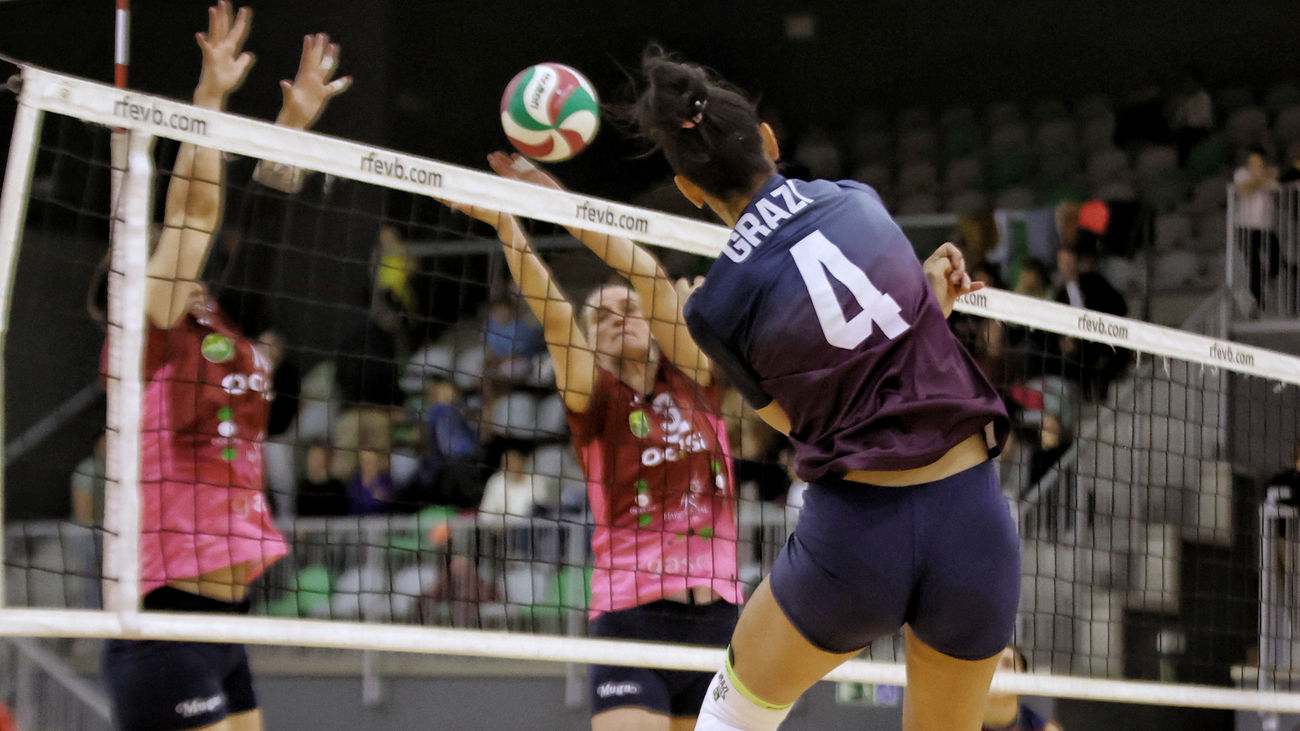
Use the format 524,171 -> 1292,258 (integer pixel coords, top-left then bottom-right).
623,45 -> 773,200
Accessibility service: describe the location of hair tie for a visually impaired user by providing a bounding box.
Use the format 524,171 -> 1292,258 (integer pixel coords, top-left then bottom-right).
681,98 -> 708,129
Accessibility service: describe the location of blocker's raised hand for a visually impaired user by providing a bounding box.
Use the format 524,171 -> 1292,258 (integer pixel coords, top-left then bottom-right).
277,32 -> 352,130
194,1 -> 255,105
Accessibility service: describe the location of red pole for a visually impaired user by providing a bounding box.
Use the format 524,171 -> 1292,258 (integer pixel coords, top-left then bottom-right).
114,0 -> 129,88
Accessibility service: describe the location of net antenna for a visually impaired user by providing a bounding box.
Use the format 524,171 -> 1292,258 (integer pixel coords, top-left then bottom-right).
4,65 -> 1300,716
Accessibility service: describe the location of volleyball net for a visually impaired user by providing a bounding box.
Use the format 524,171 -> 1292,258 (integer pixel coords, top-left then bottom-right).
5,65 -> 1300,713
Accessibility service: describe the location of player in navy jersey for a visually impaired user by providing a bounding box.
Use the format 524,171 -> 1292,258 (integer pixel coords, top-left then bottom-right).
622,47 -> 1020,731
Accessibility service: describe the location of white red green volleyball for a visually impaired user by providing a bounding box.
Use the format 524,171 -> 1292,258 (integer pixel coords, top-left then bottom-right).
500,63 -> 600,162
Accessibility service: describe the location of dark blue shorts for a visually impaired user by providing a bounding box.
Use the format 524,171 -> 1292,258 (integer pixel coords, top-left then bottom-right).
770,460 -> 1020,660
103,587 -> 258,731
589,599 -> 738,717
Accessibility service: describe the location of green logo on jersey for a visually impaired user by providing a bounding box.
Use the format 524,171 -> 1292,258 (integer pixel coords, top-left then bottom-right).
201,334 -> 235,364
629,410 -> 650,438
220,447 -> 238,462
638,514 -> 653,527
634,479 -> 649,494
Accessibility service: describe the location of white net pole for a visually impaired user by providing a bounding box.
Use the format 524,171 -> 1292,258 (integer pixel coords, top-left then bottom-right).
101,128 -> 153,625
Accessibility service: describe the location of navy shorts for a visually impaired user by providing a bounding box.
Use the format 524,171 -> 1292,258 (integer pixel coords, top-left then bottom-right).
103,587 -> 258,731
589,599 -> 738,717
770,460 -> 1020,660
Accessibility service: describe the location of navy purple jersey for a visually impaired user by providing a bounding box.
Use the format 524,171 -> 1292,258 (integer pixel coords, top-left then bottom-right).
684,175 -> 1008,482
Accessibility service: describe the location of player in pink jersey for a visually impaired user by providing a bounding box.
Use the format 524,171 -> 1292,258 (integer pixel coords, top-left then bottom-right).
98,4 -> 351,730
449,153 -> 742,731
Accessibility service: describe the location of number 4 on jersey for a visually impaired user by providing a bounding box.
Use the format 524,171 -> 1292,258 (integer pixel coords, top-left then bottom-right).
790,231 -> 910,349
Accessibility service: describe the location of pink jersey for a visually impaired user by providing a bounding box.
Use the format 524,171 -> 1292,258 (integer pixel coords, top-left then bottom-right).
568,362 -> 742,617
124,299 -> 287,594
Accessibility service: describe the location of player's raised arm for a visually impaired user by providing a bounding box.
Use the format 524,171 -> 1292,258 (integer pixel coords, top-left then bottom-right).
486,151 -> 712,386
145,0 -> 253,329
443,199 -> 598,413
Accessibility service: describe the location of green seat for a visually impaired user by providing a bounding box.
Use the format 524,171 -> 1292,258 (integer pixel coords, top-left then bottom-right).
1141,171 -> 1187,212
987,152 -> 1034,190
1184,135 -> 1232,178
265,565 -> 333,617
528,565 -> 593,619
942,123 -> 983,161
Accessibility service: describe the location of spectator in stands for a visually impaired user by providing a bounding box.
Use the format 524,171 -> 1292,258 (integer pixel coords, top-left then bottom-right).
479,448 -> 549,518
982,645 -> 1065,731
1169,65 -> 1214,165
1053,240 -> 1130,401
1233,146 -> 1281,313
1266,439 -> 1300,503
255,329 -> 299,437
1281,141 -> 1300,185
417,378 -> 486,509
1013,257 -> 1051,299
331,288 -> 408,481
346,446 -> 398,515
296,439 -> 348,516
70,432 -> 107,527
483,289 -> 546,394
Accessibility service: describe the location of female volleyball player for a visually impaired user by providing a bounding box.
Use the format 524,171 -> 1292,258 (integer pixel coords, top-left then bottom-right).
450,152 -> 742,731
100,4 -> 350,730
623,48 -> 1019,731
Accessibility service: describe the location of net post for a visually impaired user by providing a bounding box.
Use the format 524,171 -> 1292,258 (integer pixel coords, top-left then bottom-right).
0,90 -> 46,611
103,128 -> 154,632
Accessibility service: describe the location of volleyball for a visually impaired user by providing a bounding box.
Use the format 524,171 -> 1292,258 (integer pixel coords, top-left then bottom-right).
500,62 -> 600,162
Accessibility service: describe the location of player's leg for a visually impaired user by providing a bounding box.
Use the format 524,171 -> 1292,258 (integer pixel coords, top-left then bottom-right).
901,627 -> 1000,731
592,707 -> 671,731
698,479 -> 917,729
903,461 -> 1021,731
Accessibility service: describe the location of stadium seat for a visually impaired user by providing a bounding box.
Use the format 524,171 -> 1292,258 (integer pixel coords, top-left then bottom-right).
528,443 -> 586,500
947,189 -> 988,216
938,104 -> 976,130
402,343 -> 455,393
896,161 -> 939,195
942,156 -> 984,193
851,162 -> 892,192
534,393 -> 568,439
987,122 -> 1031,158
1265,81 -> 1300,114
987,152 -> 1034,190
1036,152 -> 1082,189
1193,210 -> 1228,247
1079,115 -> 1117,154
1093,180 -> 1137,201
897,192 -> 941,215
1034,119 -> 1078,157
942,122 -> 984,161
1226,106 -> 1269,149
897,128 -> 938,163
849,130 -> 894,167
896,105 -> 932,131
1085,148 -> 1130,188
1140,171 -> 1187,213
1152,250 -> 1200,289
1274,104 -> 1300,147
1074,92 -> 1114,122
1183,135 -> 1233,179
1214,86 -> 1256,117
1030,99 -> 1069,125
488,391 -> 540,440
1154,212 -> 1193,251
983,101 -> 1023,129
1186,176 -> 1229,215
1134,145 -> 1179,183
994,186 -> 1036,210
452,347 -> 486,393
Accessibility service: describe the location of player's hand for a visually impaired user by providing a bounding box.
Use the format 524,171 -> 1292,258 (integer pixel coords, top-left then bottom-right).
923,241 -> 983,318
194,1 -> 255,106
674,275 -> 705,303
487,152 -> 565,191
277,33 -> 352,131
